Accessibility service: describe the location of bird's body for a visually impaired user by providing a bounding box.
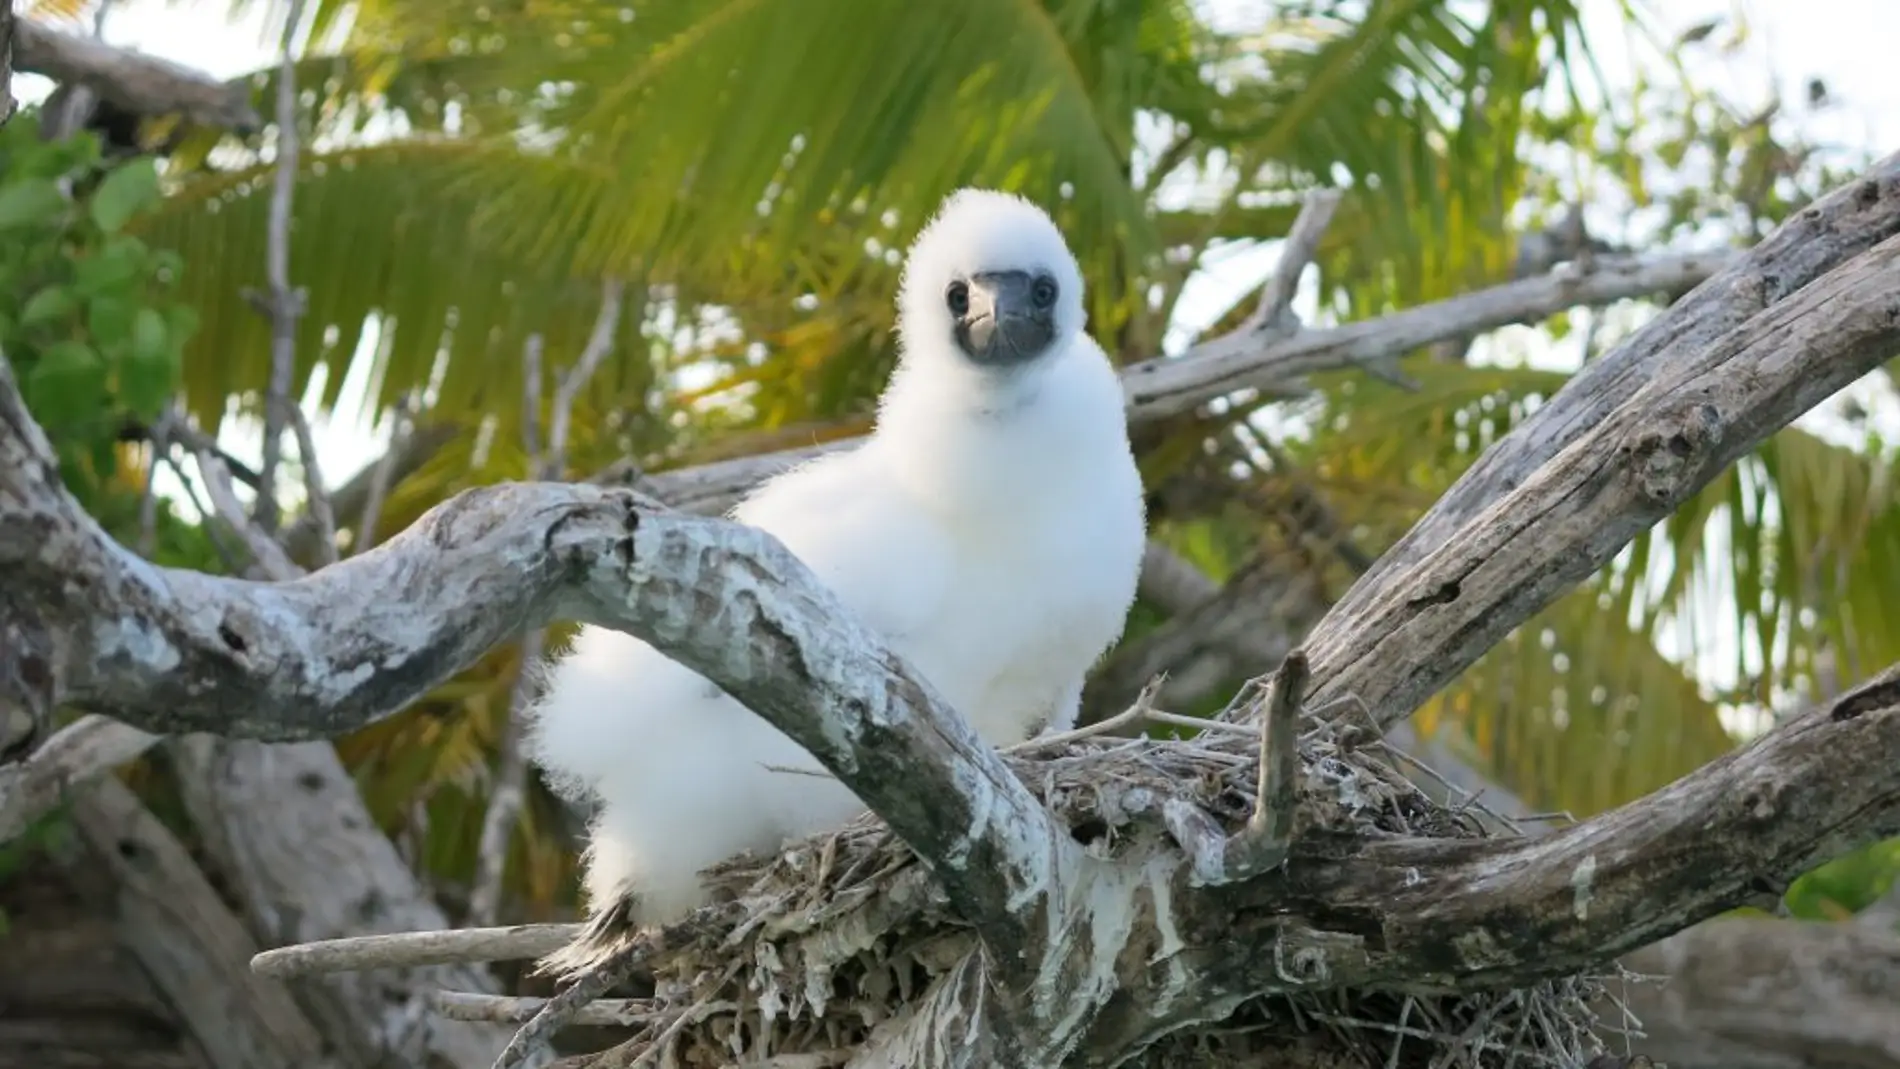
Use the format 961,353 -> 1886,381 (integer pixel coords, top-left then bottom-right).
527,189 -> 1145,977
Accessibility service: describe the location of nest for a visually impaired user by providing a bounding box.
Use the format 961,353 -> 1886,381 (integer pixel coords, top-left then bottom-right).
561,699 -> 1640,1068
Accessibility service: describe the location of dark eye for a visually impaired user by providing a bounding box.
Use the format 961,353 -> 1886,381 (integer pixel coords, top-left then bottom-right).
1031,276 -> 1058,309
945,281 -> 970,316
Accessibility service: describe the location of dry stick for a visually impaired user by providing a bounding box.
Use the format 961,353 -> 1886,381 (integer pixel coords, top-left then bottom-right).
251,0 -> 307,536
353,392 -> 414,556
287,399 -> 338,564
1223,649 -> 1308,881
1253,190 -> 1344,331
468,279 -> 626,929
495,937 -> 653,1069
432,991 -> 661,1028
191,443 -> 299,579
136,405 -> 174,557
0,0 -> 15,127
251,924 -> 580,978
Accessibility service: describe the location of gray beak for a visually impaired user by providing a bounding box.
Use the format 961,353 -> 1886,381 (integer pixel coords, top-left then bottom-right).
954,270 -> 1057,366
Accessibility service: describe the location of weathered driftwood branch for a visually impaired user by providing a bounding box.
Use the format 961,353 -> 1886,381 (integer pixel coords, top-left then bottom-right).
12,19 -> 259,131
0,714 -> 158,840
1330,149 -> 1900,623
1222,650 -> 1306,881
0,348 -> 1066,993
1299,234 -> 1900,733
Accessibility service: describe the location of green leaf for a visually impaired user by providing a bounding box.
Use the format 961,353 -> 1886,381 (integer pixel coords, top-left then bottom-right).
88,161 -> 162,234
0,179 -> 66,233
165,304 -> 202,348
74,234 -> 150,296
20,286 -> 79,330
88,296 -> 138,349
122,308 -> 177,419
24,340 -> 105,426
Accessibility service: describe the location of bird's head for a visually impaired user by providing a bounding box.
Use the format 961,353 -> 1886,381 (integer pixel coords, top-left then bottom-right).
895,189 -> 1087,374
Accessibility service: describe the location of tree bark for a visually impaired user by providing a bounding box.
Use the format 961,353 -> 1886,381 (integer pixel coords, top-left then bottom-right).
11,20 -> 258,132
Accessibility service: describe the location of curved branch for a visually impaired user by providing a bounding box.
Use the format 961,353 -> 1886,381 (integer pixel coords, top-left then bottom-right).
0,358 -> 1064,969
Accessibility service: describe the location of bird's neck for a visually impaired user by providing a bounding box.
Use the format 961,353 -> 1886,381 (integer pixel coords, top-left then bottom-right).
869,343 -> 1131,517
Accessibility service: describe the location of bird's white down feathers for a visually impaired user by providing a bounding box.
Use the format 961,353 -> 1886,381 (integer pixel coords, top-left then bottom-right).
527,188 -> 1147,976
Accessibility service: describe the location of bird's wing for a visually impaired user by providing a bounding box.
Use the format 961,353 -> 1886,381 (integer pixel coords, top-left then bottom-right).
732,448 -> 953,647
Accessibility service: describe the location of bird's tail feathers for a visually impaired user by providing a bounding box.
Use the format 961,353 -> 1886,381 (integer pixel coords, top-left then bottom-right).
535,892 -> 645,983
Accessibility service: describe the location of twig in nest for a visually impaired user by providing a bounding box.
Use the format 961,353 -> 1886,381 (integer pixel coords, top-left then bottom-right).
1008,678 -> 1166,752
598,962 -> 743,1069
1222,648 -> 1307,881
495,934 -> 655,1069
432,991 -> 661,1027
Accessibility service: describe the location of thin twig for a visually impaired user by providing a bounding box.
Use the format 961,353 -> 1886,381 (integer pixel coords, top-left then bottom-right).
495,937 -> 654,1069
1254,190 -> 1344,331
520,335 -> 543,466
431,991 -> 660,1028
191,443 -> 298,579
0,0 -> 16,128
251,0 -> 308,535
136,406 -> 175,557
160,451 -> 243,572
352,392 -> 414,557
1222,649 -> 1308,881
287,401 -> 337,564
249,924 -> 579,978
545,278 -> 625,472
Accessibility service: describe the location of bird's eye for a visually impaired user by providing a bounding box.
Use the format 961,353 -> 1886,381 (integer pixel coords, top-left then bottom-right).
945,281 -> 970,316
1031,276 -> 1058,309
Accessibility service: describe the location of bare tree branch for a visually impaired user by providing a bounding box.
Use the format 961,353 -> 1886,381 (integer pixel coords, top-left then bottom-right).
1252,190 -> 1342,331
251,0 -> 308,537
1222,650 -> 1306,881
1297,230 -> 1900,733
1332,150 -> 1900,618
190,440 -> 298,577
0,0 -> 17,128
350,392 -> 415,556
0,713 -> 157,840
11,19 -> 259,132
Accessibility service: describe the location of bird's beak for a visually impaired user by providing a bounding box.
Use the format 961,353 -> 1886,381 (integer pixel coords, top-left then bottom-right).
955,270 -> 1057,367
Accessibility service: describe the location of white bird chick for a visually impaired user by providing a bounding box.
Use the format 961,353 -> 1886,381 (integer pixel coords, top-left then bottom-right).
526,188 -> 1147,977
